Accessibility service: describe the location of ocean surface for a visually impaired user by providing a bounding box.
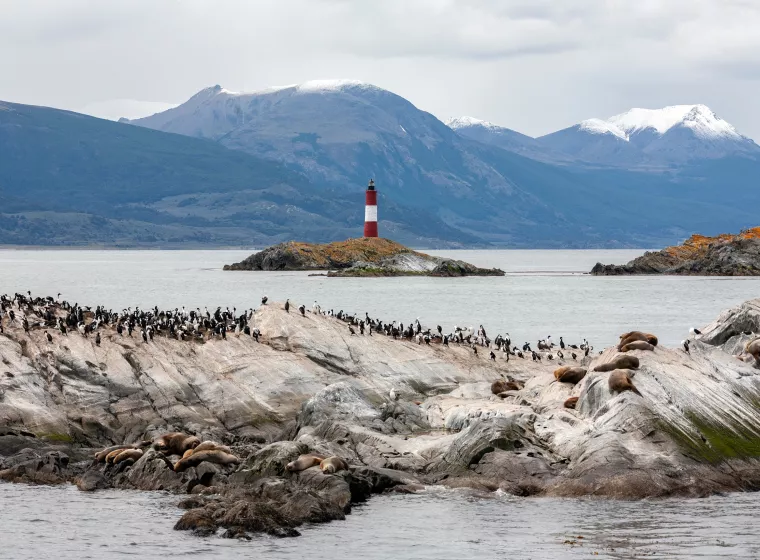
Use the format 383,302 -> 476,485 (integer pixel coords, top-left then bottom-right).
1,483 -> 759,560
2,248 -> 760,559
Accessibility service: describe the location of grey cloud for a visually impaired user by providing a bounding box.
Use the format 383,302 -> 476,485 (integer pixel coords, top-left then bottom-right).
0,0 -> 758,140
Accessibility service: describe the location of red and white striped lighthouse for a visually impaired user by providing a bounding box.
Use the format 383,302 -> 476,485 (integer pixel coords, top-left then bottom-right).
363,179 -> 378,238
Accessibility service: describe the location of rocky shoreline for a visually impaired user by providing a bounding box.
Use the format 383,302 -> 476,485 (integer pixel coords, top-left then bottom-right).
3,296 -> 760,538
223,238 -> 505,277
591,227 -> 760,275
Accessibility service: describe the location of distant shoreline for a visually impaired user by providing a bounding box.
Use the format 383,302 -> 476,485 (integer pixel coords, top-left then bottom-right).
0,245 -> 656,252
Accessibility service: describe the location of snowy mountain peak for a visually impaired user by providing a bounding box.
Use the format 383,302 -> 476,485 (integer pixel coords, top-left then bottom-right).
608,104 -> 743,140
190,80 -> 374,99
574,104 -> 748,144
446,116 -> 503,131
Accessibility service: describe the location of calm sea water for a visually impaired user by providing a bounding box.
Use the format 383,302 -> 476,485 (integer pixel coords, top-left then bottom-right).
2,248 -> 760,559
1,483 -> 758,560
0,248 -> 759,348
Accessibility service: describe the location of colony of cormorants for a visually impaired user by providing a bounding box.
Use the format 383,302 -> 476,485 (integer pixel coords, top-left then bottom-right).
0,292 -> 594,361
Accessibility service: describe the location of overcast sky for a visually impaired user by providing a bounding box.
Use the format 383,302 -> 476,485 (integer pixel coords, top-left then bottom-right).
2,0 -> 759,139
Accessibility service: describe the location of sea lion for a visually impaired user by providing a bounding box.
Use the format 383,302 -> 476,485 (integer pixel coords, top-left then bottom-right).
593,355 -> 640,372
491,379 -> 521,395
320,456 -> 349,474
618,331 -> 658,350
553,366 -> 587,384
745,337 -> 760,361
608,370 -> 642,396
286,454 -> 325,472
153,432 -> 201,456
620,341 -> 655,352
113,448 -> 144,465
105,448 -> 126,464
95,445 -> 132,462
192,441 -> 232,455
173,450 -> 241,472
564,396 -> 579,409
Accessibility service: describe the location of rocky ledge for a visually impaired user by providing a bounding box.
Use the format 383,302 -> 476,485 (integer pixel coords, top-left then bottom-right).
4,297 -> 760,538
223,237 -> 505,277
591,227 -> 760,275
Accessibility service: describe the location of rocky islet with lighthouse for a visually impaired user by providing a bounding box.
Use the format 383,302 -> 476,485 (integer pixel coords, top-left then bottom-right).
224,180 -> 505,277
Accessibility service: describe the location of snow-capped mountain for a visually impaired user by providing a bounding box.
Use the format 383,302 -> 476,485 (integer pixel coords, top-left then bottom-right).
125,80 -> 559,205
120,82 -> 760,246
126,80 -> 568,244
537,104 -> 759,166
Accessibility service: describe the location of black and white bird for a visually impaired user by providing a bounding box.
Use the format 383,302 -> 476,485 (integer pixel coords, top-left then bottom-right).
284,299 -> 290,313
45,331 -> 53,343
682,339 -> 690,354
690,327 -> 702,336
490,351 -> 496,361
298,304 -> 305,316
95,332 -> 101,347
261,296 -> 268,305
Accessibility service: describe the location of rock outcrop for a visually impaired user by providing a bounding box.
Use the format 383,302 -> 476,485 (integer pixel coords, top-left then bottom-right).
591,227 -> 760,275
223,237 -> 504,277
4,297 -> 760,537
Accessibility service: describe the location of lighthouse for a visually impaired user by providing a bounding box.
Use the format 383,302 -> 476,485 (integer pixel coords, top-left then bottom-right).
363,179 -> 378,238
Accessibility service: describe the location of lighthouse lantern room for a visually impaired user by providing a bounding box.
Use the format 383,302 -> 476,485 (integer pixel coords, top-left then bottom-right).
363,179 -> 378,238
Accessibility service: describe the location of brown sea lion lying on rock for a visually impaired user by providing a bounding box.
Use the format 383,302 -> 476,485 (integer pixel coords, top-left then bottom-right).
618,331 -> 658,350
153,432 -> 201,456
608,370 -> 642,396
553,366 -> 587,384
173,450 -> 241,472
189,441 -> 232,455
745,337 -> 760,362
564,396 -> 579,409
286,454 -> 325,472
594,355 -> 640,372
320,456 -> 349,474
491,379 -> 523,395
112,448 -> 144,465
620,341 -> 655,352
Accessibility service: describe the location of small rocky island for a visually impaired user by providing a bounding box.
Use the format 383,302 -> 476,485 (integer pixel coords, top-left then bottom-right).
591,227 -> 760,275
223,237 -> 505,277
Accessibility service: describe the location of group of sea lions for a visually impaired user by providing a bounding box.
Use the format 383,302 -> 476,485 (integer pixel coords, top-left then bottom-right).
94,432 -> 241,472
617,331 -> 658,353
286,454 -> 350,474
597,331 -> 655,397
490,330 -> 656,410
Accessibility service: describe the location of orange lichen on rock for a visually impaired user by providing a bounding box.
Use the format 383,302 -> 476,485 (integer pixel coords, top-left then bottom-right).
277,238 -> 426,268
664,228 -> 760,260
592,226 -> 760,276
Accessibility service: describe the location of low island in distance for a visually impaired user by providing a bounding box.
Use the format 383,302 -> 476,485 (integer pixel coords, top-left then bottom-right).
591,227 -> 760,276
223,237 -> 505,277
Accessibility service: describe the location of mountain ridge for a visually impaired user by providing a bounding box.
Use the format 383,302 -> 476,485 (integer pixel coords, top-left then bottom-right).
3,80 -> 760,248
